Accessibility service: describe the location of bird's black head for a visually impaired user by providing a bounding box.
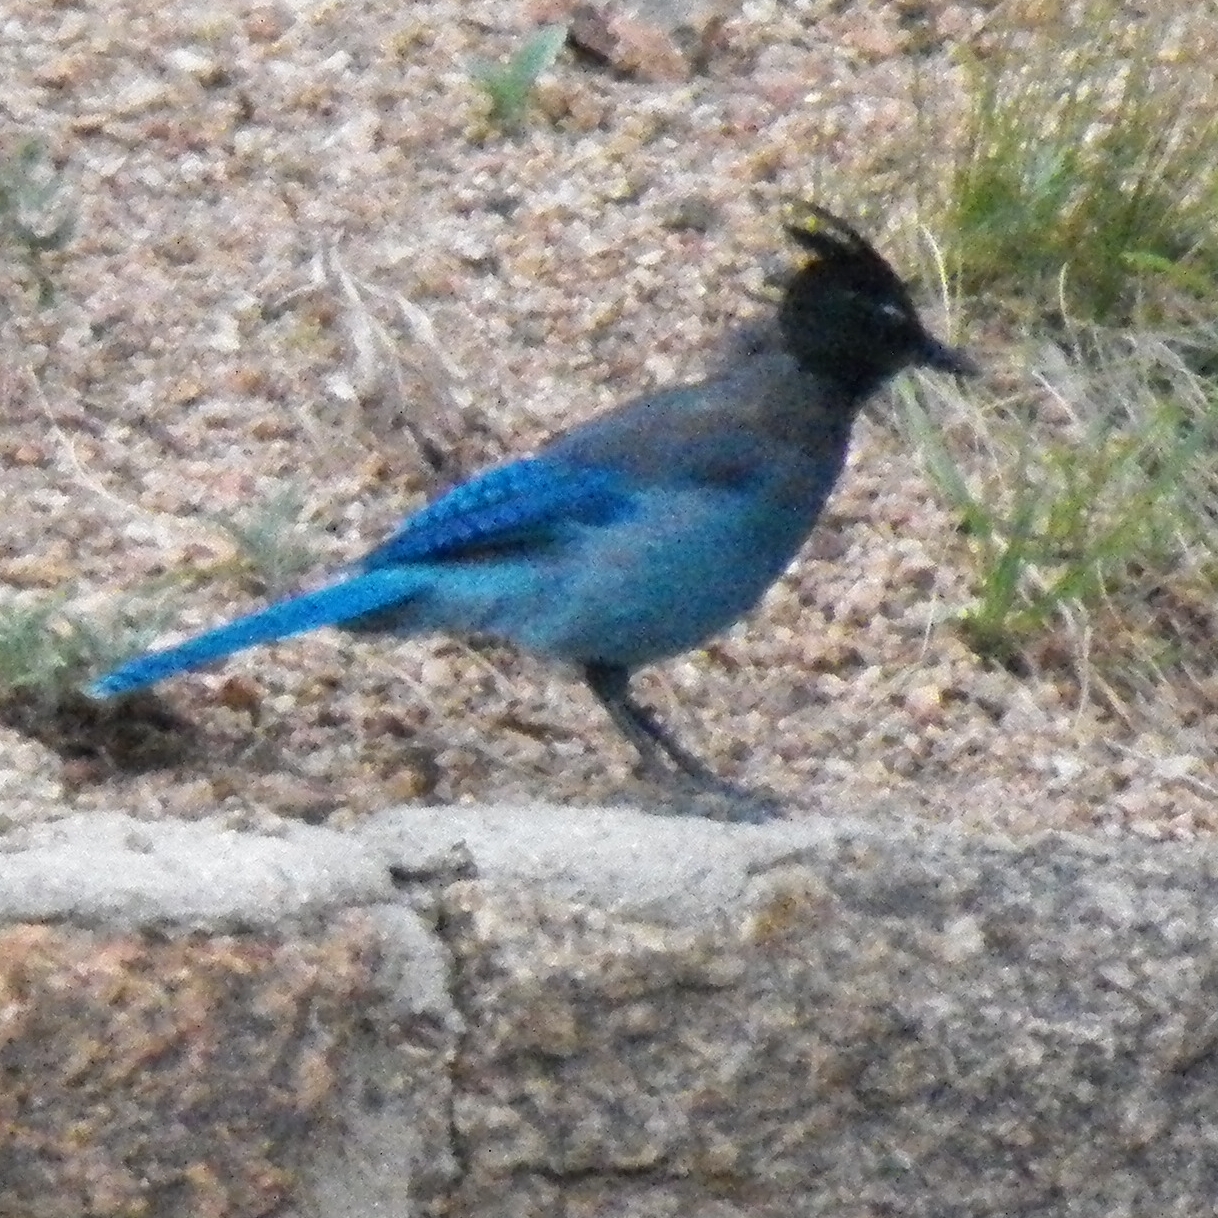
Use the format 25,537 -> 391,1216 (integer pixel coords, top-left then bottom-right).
778,205 -> 977,400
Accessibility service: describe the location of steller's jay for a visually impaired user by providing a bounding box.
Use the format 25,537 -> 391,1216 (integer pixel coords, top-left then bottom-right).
87,206 -> 976,811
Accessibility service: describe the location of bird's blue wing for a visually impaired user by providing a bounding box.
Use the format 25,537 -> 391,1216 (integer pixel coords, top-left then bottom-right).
361,456 -> 631,569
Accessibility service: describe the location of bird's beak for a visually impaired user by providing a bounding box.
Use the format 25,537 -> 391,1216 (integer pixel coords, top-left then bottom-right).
920,335 -> 980,378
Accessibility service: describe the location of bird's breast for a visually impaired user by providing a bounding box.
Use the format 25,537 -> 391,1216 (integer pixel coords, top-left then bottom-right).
519,482 -> 825,667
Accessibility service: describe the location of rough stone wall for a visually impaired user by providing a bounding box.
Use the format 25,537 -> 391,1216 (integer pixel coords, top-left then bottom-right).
2,807 -> 1217,1217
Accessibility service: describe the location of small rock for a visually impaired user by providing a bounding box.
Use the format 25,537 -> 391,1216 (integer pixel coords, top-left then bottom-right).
33,55 -> 89,89
245,4 -> 294,42
215,676 -> 263,719
569,4 -> 693,82
840,15 -> 906,61
107,77 -> 173,117
905,684 -> 943,725
383,751 -> 442,802
164,48 -> 229,88
8,442 -> 49,467
0,552 -> 74,587
663,194 -> 719,233
167,376 -> 206,405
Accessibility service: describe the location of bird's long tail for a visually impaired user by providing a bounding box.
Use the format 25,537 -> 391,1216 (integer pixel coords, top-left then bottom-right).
86,567 -> 423,698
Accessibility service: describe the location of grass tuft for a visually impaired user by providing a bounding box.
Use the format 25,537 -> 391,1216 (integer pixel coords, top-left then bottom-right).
211,485 -> 321,597
943,0 -> 1218,324
0,593 -> 178,711
900,1 -> 1218,721
899,324 -> 1218,711
471,25 -> 568,133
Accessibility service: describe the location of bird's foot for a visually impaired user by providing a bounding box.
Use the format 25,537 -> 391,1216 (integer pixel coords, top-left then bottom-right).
582,664 -> 787,823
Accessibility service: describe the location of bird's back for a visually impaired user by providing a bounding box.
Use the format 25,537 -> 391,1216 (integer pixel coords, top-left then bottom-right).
544,351 -> 854,504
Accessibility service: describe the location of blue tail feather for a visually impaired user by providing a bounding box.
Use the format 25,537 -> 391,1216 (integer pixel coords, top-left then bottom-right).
86,568 -> 423,698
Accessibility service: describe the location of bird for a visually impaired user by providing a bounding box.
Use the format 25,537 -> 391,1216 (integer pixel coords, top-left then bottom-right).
86,205 -> 976,814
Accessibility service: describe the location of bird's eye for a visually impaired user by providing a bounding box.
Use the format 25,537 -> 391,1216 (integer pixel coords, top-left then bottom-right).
875,298 -> 911,326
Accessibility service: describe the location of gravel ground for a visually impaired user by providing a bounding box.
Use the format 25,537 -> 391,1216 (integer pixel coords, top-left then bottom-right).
1,0 -> 1216,837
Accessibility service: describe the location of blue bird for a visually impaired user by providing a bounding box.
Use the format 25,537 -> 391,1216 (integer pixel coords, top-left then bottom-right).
87,207 -> 976,809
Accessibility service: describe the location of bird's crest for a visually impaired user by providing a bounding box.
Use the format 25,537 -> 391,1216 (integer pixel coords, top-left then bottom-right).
782,202 -> 908,300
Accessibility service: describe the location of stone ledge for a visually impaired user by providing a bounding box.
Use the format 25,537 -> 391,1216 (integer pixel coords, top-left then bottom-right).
2,806 -> 1217,1216
0,812 -> 395,930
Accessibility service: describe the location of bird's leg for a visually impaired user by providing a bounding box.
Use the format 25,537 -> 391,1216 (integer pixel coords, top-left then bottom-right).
582,663 -> 783,822
583,662 -> 725,786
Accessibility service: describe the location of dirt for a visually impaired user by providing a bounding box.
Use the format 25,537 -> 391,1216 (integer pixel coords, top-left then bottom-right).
2,0 -> 1216,838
